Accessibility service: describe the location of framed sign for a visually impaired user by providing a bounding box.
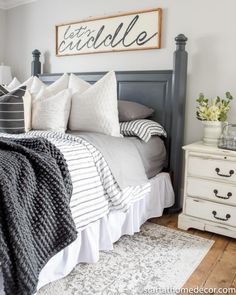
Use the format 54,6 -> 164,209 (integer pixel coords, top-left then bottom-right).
56,8 -> 162,56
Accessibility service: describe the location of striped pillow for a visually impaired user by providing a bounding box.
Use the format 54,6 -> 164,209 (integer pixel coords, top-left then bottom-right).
0,85 -> 8,96
120,119 -> 167,142
0,86 -> 27,134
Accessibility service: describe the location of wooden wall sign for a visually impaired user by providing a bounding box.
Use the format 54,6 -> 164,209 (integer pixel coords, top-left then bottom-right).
56,8 -> 162,56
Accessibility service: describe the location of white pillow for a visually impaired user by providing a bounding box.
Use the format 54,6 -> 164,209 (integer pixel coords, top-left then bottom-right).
30,76 -> 44,95
6,77 -> 34,92
32,89 -> 72,132
23,90 -> 32,132
6,77 -> 21,91
69,71 -> 120,137
22,76 -> 34,90
68,73 -> 90,94
47,73 -> 69,95
30,73 -> 69,100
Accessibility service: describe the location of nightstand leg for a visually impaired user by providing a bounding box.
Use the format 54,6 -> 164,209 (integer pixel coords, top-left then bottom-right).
178,213 -> 191,230
178,213 -> 206,231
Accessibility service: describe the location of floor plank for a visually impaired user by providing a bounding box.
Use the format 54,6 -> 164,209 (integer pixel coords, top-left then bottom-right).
151,214 -> 235,292
183,235 -> 228,289
231,274 -> 236,288
203,239 -> 236,290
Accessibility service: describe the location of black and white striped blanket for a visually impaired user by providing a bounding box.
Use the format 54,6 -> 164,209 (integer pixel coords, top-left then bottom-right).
0,131 -> 151,230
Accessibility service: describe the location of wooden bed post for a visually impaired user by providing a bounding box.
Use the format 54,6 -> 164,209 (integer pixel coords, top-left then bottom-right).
31,49 -> 41,76
169,34 -> 188,212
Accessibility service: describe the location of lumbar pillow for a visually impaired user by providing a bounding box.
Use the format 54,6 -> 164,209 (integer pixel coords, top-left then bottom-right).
118,100 -> 154,122
0,86 -> 31,133
32,88 -> 72,132
69,71 -> 120,137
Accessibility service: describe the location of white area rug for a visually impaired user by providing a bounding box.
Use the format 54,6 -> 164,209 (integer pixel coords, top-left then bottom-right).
38,222 -> 214,295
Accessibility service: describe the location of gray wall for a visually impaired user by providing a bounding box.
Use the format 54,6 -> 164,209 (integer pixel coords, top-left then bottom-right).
0,9 -> 6,62
4,0 -> 236,144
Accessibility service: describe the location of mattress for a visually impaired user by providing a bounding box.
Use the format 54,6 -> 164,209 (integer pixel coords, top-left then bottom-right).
127,136 -> 167,179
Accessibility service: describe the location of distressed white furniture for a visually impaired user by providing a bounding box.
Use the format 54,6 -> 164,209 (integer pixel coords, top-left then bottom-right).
178,142 -> 236,238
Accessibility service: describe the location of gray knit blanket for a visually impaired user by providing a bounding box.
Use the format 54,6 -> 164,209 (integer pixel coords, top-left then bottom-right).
0,137 -> 77,295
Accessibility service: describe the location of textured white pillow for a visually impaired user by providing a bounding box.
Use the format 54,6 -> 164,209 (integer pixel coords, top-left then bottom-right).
30,73 -> 69,100
32,89 -> 72,131
68,73 -> 90,94
6,77 -> 21,91
47,73 -> 69,95
69,71 -> 120,137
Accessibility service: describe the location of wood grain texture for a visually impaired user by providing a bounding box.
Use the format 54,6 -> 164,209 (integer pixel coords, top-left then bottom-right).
151,214 -> 236,291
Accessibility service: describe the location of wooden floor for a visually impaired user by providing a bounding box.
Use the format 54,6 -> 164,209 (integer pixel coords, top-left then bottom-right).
150,214 -> 236,293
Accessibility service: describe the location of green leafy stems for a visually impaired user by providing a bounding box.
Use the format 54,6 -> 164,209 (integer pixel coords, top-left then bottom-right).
196,92 -> 233,122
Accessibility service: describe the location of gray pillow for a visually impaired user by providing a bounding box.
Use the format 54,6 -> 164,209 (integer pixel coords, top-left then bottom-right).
0,86 -> 26,134
118,100 -> 154,122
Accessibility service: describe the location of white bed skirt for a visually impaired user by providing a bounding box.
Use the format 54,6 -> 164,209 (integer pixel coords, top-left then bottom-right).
0,173 -> 174,295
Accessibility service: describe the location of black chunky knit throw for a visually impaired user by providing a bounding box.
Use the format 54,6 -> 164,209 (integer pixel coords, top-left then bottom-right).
0,137 -> 77,295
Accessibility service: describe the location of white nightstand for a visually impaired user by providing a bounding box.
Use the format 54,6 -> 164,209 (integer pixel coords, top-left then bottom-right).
178,142 -> 236,239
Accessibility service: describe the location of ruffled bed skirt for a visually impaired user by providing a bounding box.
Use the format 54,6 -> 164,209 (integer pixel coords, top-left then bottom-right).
0,172 -> 174,295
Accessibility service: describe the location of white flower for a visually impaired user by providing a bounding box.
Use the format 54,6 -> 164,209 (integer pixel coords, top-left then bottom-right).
196,93 -> 233,122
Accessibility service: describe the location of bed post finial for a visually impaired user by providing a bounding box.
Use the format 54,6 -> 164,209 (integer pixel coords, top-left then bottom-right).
169,34 -> 188,212
175,34 -> 188,47
31,49 -> 41,77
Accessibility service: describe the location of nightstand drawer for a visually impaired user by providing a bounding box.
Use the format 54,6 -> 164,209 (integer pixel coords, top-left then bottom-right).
185,198 -> 236,227
188,156 -> 236,182
187,177 -> 236,206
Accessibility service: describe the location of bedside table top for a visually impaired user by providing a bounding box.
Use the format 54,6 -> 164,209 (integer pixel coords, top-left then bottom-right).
183,141 -> 236,156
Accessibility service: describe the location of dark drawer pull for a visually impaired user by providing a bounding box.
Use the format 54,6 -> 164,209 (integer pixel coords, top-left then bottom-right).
215,168 -> 234,178
212,211 -> 231,221
213,189 -> 232,200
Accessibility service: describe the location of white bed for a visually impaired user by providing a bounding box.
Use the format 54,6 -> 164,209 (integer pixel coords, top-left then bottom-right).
0,131 -> 174,294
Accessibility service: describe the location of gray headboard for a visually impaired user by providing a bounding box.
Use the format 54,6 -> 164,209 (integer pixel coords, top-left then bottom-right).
32,34 -> 188,212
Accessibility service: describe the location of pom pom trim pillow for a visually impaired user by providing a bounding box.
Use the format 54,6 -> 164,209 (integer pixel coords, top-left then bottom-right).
120,119 -> 167,142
